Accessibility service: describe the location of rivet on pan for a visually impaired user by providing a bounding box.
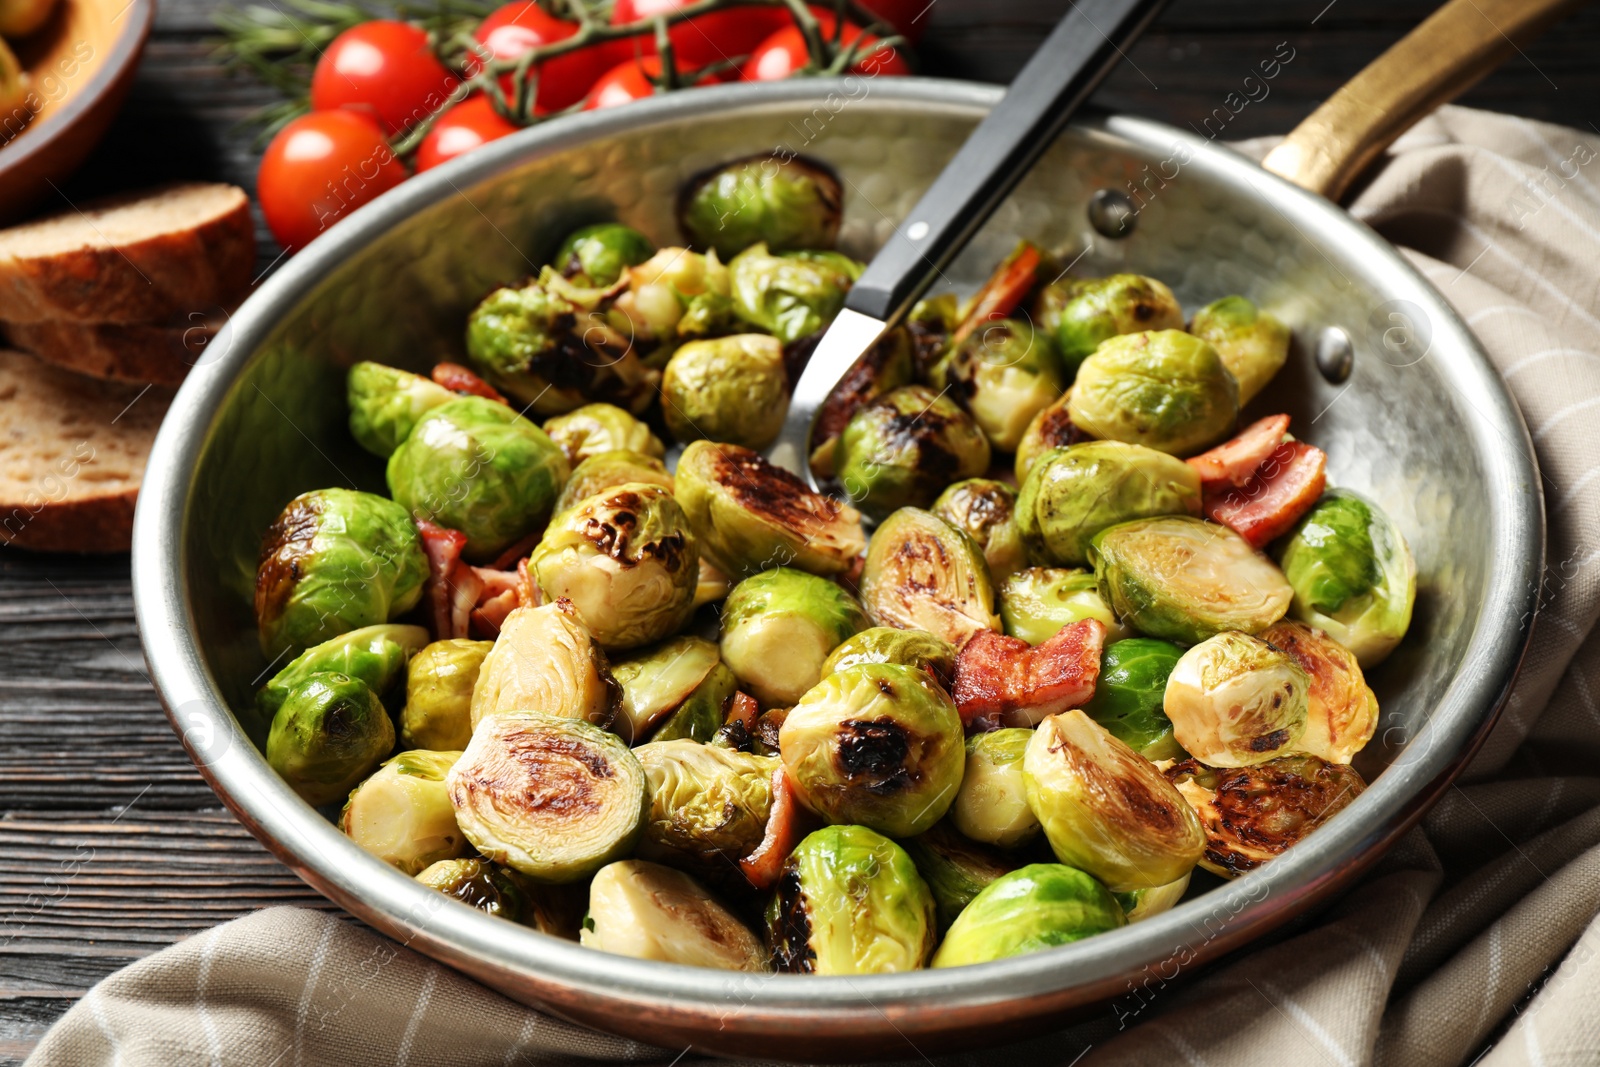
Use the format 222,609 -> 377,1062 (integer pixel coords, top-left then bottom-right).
1316,326 -> 1354,384
1087,189 -> 1137,239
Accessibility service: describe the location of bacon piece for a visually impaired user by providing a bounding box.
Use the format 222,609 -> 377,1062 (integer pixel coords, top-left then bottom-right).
725,691 -> 760,733
954,619 -> 1106,729
432,362 -> 508,404
417,520 -> 470,639
417,519 -> 533,639
1187,415 -> 1291,489
468,567 -> 523,638
489,529 -> 543,571
1204,441 -> 1327,548
951,240 -> 1041,347
741,765 -> 805,890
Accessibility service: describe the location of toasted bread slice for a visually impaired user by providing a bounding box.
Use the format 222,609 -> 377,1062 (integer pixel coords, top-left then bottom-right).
0,350 -> 173,553
2,315 -> 223,386
0,183 -> 254,324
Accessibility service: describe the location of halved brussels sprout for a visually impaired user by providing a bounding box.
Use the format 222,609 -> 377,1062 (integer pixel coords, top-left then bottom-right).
398,638 -> 492,751
932,478 -> 1027,583
387,397 -> 570,563
1067,330 -> 1239,456
679,152 -> 843,258
834,385 -> 991,521
416,858 -> 533,923
255,489 -> 429,659
821,626 -> 956,687
1190,296 -> 1291,406
950,728 -> 1040,849
1016,442 -> 1202,567
661,334 -> 790,449
1080,638 -> 1186,760
267,673 -> 394,807
809,329 -> 917,478
447,712 -> 647,882
611,247 -> 738,344
767,825 -> 936,974
675,440 -> 865,579
553,222 -> 655,288
860,508 -> 1001,649
937,318 -> 1065,451
1033,273 -> 1185,374
555,450 -> 674,514
259,623 -> 429,722
903,821 -> 1017,929
582,860 -> 769,970
1014,391 -> 1087,483
1090,516 -> 1293,645
720,567 -> 868,707
650,662 -> 738,744
543,403 -> 665,467
1023,710 -> 1204,891
728,243 -> 861,344
1115,873 -> 1190,923
1167,756 -> 1366,877
1259,620 -> 1378,764
999,566 -> 1131,646
340,750 -> 468,875
610,635 -> 722,743
694,557 -> 734,609
1163,631 -> 1309,766
781,662 -> 965,838
347,362 -> 454,457
1277,491 -> 1416,668
635,739 -> 776,869
469,604 -> 615,728
931,864 -> 1125,968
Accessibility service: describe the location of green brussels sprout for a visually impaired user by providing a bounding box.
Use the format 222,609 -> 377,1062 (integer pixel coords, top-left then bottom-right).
1023,710 -> 1204,891
679,152 -> 843,258
950,728 -> 1039,848
415,858 -> 533,922
387,397 -> 570,563
932,478 -> 1027,583
903,821 -> 1018,929
1163,631 -> 1309,767
582,860 -> 769,970
542,403 -> 665,467
860,508 -> 1001,649
1016,442 -> 1202,567
1013,391 -> 1087,483
650,662 -> 738,743
835,385 -> 991,521
694,557 -> 734,610
1090,516 -> 1292,645
398,638 -> 492,751
635,739 -> 776,868
1277,491 -> 1416,668
340,750 -> 468,875
611,635 -> 723,743
660,334 -> 790,449
931,864 -> 1125,968
1067,330 -> 1240,456
820,626 -> 956,687
767,825 -> 936,974
1115,873 -> 1190,923
936,318 -> 1065,451
781,662 -> 964,838
1079,638 -> 1186,760
447,711 -> 647,883
259,623 -> 430,723
1033,273 -> 1185,375
555,450 -> 673,514
612,247 -> 738,344
720,567 -> 868,706
1260,620 -> 1378,764
530,482 -> 698,651
1189,295 -> 1291,406
469,603 -> 615,728
255,489 -> 429,659
267,673 -> 394,806
809,328 -> 918,478
999,566 -> 1132,646
346,361 -> 455,457
553,222 -> 655,287
728,243 -> 861,344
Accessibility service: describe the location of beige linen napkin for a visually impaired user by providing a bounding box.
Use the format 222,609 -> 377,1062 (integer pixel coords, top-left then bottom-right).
26,105 -> 1600,1067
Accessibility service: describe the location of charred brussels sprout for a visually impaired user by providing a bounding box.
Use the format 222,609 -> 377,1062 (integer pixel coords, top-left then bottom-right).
860,508 -> 1001,649
679,153 -> 843,258
340,750 -> 468,875
416,858 -> 533,922
1190,295 -> 1291,405
259,623 -> 429,722
612,247 -> 737,343
555,450 -> 674,514
1079,638 -> 1186,760
1163,631 -> 1309,766
554,222 -> 655,287
267,673 -> 394,806
951,728 -> 1039,849
387,397 -> 569,563
1033,273 -> 1185,374
931,864 -> 1125,968
469,604 -> 615,728
635,739 -> 776,868
543,403 -> 664,467
932,478 -> 1026,583
821,627 -> 956,687
903,821 -> 1017,929
728,243 -> 861,343
1068,330 -> 1239,456
1116,874 -> 1191,923
1016,442 -> 1202,567
255,489 -> 428,659
399,638 -> 492,751
720,567 -> 868,706
809,329 -> 917,478
347,362 -> 454,457
938,318 -> 1065,451
661,334 -> 790,449
1090,516 -> 1292,645
1277,491 -> 1416,667
1260,620 -> 1378,764
610,635 -> 724,743
447,712 -> 647,882
767,825 -> 936,974
1014,392 -> 1087,483
999,567 -> 1130,645
582,860 -> 768,970
781,662 -> 964,838
835,385 -> 991,520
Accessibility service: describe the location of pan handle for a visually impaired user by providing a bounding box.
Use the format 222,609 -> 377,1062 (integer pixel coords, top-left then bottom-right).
1261,0 -> 1584,200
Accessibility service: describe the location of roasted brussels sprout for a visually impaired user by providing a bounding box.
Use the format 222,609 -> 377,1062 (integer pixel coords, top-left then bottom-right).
1033,273 -> 1185,374
399,639 -> 493,751
635,739 -> 776,868
258,623 -> 429,722
611,247 -> 738,343
720,567 -> 868,706
661,334 -> 790,449
1014,391 -> 1088,483
937,318 -> 1065,451
267,673 -> 394,806
950,728 -> 1039,848
1115,873 -> 1190,923
931,864 -> 1125,968
469,603 -> 615,728
808,329 -> 917,478
1016,442 -> 1202,567
998,566 -> 1130,645
1163,631 -> 1309,766
1023,710 -> 1204,891
834,385 -> 991,521
1259,620 -> 1377,764
1277,491 -> 1416,667
767,825 -> 936,974
447,712 -> 647,882
651,661 -> 739,743
1079,638 -> 1186,760
820,626 -> 956,687
582,860 -> 768,970
1090,516 -> 1293,645
555,450 -> 674,514
554,222 -> 655,287
859,508 -> 1001,649
694,557 -> 734,609
416,858 -> 533,922
903,821 -> 1017,929
932,478 -> 1027,583
346,361 -> 454,457
728,244 -> 861,344
781,662 -> 965,838
611,635 -> 724,743
543,403 -> 665,467
679,153 -> 843,258
387,397 -> 570,563
1067,330 -> 1239,456
675,440 -> 866,579
255,489 -> 428,658
340,750 -> 468,875
1190,296 -> 1291,406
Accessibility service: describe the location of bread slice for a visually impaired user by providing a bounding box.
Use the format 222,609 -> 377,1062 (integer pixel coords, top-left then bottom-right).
0,183 -> 254,325
2,315 -> 222,386
0,350 -> 173,553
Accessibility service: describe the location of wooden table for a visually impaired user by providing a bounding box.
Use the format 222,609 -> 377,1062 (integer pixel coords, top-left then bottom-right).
3,0 -> 1597,1060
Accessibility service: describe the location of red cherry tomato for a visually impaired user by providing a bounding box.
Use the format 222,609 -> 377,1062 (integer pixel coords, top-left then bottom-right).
257,111 -> 408,250
610,0 -> 790,71
470,2 -> 614,113
416,96 -> 520,171
309,20 -> 458,136
582,55 -> 729,110
741,13 -> 910,80
858,0 -> 928,42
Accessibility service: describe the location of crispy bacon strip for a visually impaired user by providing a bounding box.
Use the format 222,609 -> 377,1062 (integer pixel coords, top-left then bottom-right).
951,240 -> 1041,347
432,362 -> 508,404
1187,414 -> 1291,489
417,519 -> 531,639
954,619 -> 1105,729
725,691 -> 760,733
1204,440 -> 1327,548
468,567 -> 522,638
741,765 -> 804,890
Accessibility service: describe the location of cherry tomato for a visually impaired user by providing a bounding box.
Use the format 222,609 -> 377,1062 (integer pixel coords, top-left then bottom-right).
416,96 -> 520,171
257,110 -> 408,251
858,0 -> 928,42
610,0 -> 790,71
583,55 -> 729,110
309,20 -> 458,136
741,13 -> 910,80
470,2 -> 613,113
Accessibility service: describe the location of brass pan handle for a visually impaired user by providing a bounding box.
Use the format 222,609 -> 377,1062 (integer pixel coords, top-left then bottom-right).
1261,0 -> 1585,200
